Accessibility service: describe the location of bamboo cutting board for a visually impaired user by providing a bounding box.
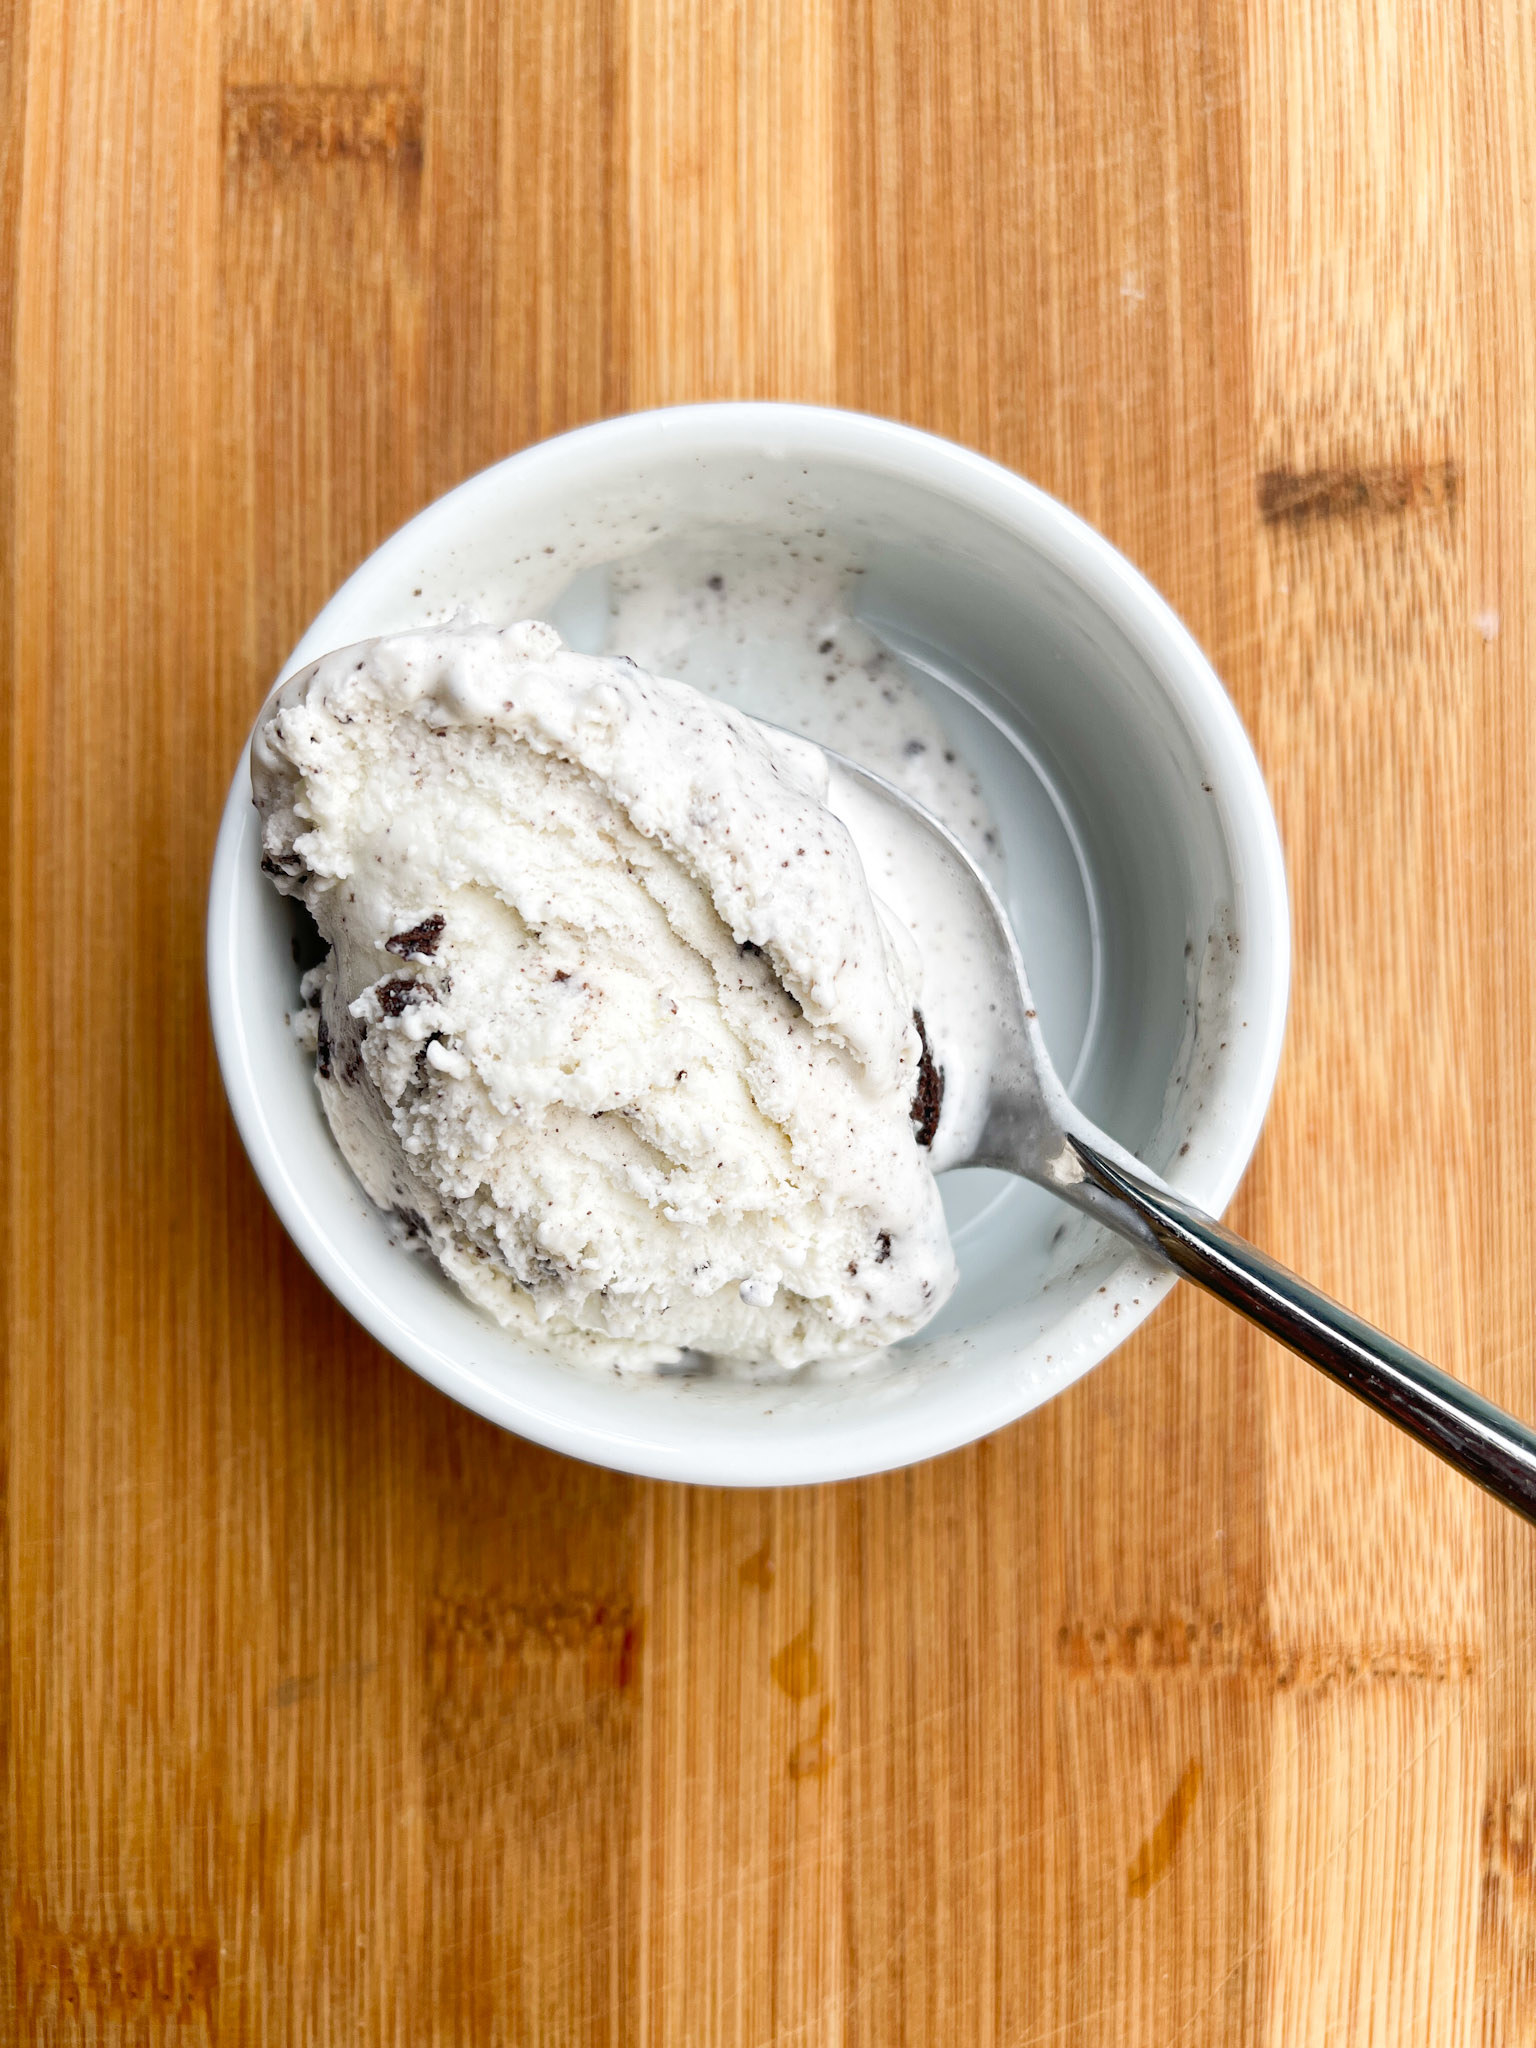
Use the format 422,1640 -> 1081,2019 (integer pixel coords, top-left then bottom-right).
4,0 -> 1535,2038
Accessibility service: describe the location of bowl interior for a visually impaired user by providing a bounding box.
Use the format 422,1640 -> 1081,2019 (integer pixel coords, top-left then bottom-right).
209,406 -> 1287,1484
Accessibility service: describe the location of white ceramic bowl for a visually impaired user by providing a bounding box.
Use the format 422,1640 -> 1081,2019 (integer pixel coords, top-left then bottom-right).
207,403 -> 1288,1485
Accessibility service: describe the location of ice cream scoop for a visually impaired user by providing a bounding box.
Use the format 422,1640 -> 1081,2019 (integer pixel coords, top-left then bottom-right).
252,619 -> 957,1368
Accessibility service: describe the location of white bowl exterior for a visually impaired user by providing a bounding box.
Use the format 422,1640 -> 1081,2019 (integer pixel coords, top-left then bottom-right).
208,404 -> 1289,1486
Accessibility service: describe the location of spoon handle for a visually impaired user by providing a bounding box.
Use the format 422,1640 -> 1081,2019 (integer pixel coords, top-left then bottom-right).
1070,1137 -> 1536,1525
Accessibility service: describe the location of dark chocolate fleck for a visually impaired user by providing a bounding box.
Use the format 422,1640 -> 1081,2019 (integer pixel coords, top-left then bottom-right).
377,976 -> 436,1017
414,1032 -> 446,1082
910,1009 -> 944,1148
316,1014 -> 332,1079
385,913 -> 445,959
875,1232 -> 892,1265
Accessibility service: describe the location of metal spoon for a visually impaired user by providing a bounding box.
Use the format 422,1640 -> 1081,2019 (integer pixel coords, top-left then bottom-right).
820,745 -> 1536,1526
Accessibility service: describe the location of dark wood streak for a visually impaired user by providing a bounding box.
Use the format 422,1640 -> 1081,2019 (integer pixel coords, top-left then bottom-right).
223,84 -> 424,167
1258,459 -> 1461,524
14,1907 -> 218,2022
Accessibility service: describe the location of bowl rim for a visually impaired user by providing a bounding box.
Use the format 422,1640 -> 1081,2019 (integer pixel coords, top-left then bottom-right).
207,401 -> 1290,1485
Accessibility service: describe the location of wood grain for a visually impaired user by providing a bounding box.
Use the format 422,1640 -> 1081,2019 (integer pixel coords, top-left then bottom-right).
4,0 -> 1535,2038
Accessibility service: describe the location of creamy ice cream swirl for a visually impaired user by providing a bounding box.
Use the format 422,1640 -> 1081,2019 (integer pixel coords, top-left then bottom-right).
253,619 -> 957,1369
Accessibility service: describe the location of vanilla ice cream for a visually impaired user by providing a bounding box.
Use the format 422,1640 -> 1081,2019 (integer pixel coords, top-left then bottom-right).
252,619 -> 957,1368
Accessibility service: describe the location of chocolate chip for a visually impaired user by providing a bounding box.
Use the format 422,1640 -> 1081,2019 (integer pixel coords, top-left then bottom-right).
377,976 -> 436,1017
385,914 -> 445,959
910,1009 -> 944,1148
706,574 -> 724,592
875,1232 -> 892,1265
317,1015 -> 332,1079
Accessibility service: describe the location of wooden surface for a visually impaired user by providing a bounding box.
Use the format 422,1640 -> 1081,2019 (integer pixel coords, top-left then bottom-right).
4,0 -> 1536,2038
